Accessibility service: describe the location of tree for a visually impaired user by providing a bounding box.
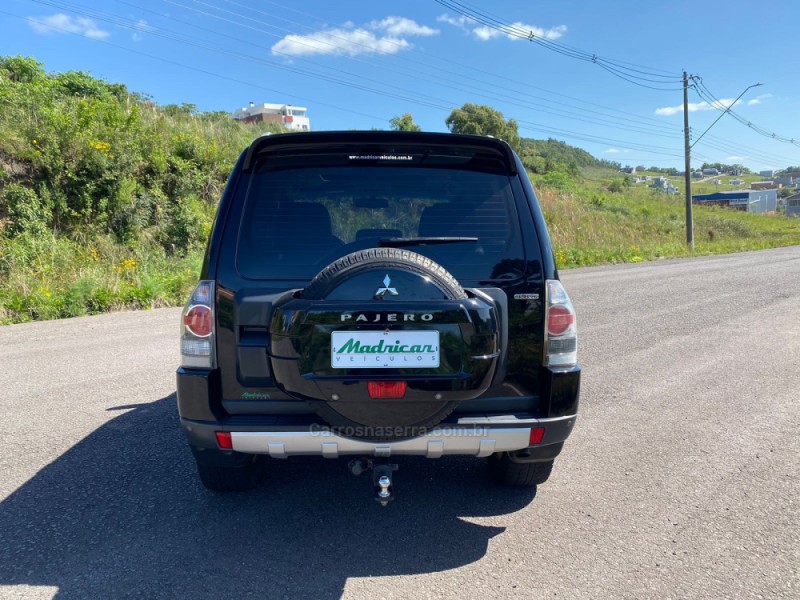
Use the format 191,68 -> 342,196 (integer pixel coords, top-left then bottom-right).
0,55 -> 44,83
389,113 -> 421,132
445,103 -> 521,153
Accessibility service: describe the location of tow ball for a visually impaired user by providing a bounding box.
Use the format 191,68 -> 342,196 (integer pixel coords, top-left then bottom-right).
348,458 -> 399,506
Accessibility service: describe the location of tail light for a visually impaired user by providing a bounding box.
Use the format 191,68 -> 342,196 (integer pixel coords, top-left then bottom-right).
529,427 -> 546,445
215,431 -> 233,450
180,281 -> 216,369
544,279 -> 577,368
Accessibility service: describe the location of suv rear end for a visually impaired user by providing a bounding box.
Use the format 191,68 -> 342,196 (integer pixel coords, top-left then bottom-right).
177,131 -> 579,502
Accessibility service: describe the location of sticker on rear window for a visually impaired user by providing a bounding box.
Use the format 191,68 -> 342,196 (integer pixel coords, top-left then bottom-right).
348,154 -> 413,161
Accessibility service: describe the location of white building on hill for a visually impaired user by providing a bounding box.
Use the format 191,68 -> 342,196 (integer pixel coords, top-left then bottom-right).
232,102 -> 311,131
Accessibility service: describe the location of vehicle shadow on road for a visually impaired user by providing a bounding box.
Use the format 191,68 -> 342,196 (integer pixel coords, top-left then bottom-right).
0,393 -> 536,599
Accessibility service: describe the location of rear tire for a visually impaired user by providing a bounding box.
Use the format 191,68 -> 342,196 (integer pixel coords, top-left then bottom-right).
196,455 -> 265,492
487,454 -> 553,488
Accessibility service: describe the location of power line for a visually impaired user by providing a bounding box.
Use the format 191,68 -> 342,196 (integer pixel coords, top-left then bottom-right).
99,0 -> 683,142
177,0 -> 684,132
432,0 -> 684,90
698,133 -> 798,167
257,0 -> 683,128
692,77 -> 800,148
0,8 -> 388,124
155,0 -> 681,137
14,0 -> 701,163
7,6 -> 685,158
28,0 -> 457,111
436,0 -> 681,77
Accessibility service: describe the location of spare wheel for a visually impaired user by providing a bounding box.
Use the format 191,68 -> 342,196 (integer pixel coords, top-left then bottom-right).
268,248 -> 500,441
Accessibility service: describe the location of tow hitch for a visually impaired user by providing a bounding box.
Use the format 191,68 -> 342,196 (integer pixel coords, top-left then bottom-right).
348,458 -> 399,506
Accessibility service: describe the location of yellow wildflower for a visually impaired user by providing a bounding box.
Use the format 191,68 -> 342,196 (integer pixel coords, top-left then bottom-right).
89,140 -> 111,153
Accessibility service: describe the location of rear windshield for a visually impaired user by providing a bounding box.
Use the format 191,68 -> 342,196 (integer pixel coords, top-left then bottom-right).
236,154 -> 526,283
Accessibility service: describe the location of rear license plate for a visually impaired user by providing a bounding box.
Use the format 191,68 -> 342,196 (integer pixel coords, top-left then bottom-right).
331,330 -> 440,368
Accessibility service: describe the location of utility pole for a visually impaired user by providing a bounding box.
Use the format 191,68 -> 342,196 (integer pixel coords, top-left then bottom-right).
683,71 -> 694,249
682,75 -> 761,250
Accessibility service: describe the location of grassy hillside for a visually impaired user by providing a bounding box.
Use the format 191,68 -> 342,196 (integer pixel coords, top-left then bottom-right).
1,56 -> 799,324
535,168 -> 800,267
0,56 -> 284,323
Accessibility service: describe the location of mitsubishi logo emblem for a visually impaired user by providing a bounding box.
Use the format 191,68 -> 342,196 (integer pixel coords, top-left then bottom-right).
374,274 -> 399,299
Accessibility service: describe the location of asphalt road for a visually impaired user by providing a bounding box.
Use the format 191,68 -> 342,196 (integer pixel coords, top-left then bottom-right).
1,247 -> 798,599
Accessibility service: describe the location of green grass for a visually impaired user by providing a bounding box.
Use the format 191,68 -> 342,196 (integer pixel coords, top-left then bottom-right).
0,55 -> 281,324
625,171 -> 767,196
0,232 -> 202,324
690,173 -> 764,195
536,169 -> 800,269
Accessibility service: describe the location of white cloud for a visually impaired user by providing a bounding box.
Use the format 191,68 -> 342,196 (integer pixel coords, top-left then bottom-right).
726,155 -> 747,160
473,22 -> 566,42
438,13 -> 566,42
272,17 -> 438,57
29,13 -> 109,40
654,98 -> 739,117
370,17 -> 438,37
604,148 -> 620,154
472,26 -> 501,41
747,93 -> 772,106
132,19 -> 151,42
656,92 -> 771,116
272,28 -> 408,57
436,14 -> 472,29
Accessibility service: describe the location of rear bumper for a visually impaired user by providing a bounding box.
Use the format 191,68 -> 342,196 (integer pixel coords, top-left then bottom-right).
181,414 -> 576,460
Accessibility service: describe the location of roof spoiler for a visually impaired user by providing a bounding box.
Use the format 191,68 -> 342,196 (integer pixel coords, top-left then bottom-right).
242,131 -> 518,175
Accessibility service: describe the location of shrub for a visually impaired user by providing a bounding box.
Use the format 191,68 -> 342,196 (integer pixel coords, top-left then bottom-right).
2,184 -> 51,236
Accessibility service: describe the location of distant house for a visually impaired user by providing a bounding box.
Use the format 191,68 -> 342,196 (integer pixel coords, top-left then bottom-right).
751,181 -> 778,190
774,175 -> 798,188
650,177 -> 677,194
692,189 -> 778,213
702,168 -> 720,176
232,102 -> 311,131
691,171 -> 703,179
650,176 -> 668,188
786,192 -> 800,217
622,166 -> 637,174
759,169 -> 775,178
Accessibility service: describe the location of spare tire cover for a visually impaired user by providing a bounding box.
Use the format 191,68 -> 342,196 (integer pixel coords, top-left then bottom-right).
302,248 -> 469,440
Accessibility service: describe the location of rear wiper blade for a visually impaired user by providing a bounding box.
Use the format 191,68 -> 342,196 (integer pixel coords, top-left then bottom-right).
379,237 -> 478,247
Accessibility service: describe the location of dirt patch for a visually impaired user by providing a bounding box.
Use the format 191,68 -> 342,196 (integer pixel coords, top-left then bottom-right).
0,151 -> 34,182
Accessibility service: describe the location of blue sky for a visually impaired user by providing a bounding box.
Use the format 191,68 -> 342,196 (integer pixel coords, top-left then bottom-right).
3,0 -> 799,172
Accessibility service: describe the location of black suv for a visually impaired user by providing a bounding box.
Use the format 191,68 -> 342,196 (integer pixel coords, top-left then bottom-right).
177,131 -> 579,503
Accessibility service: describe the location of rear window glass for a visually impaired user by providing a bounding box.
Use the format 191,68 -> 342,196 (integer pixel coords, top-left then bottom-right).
236,158 -> 526,283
